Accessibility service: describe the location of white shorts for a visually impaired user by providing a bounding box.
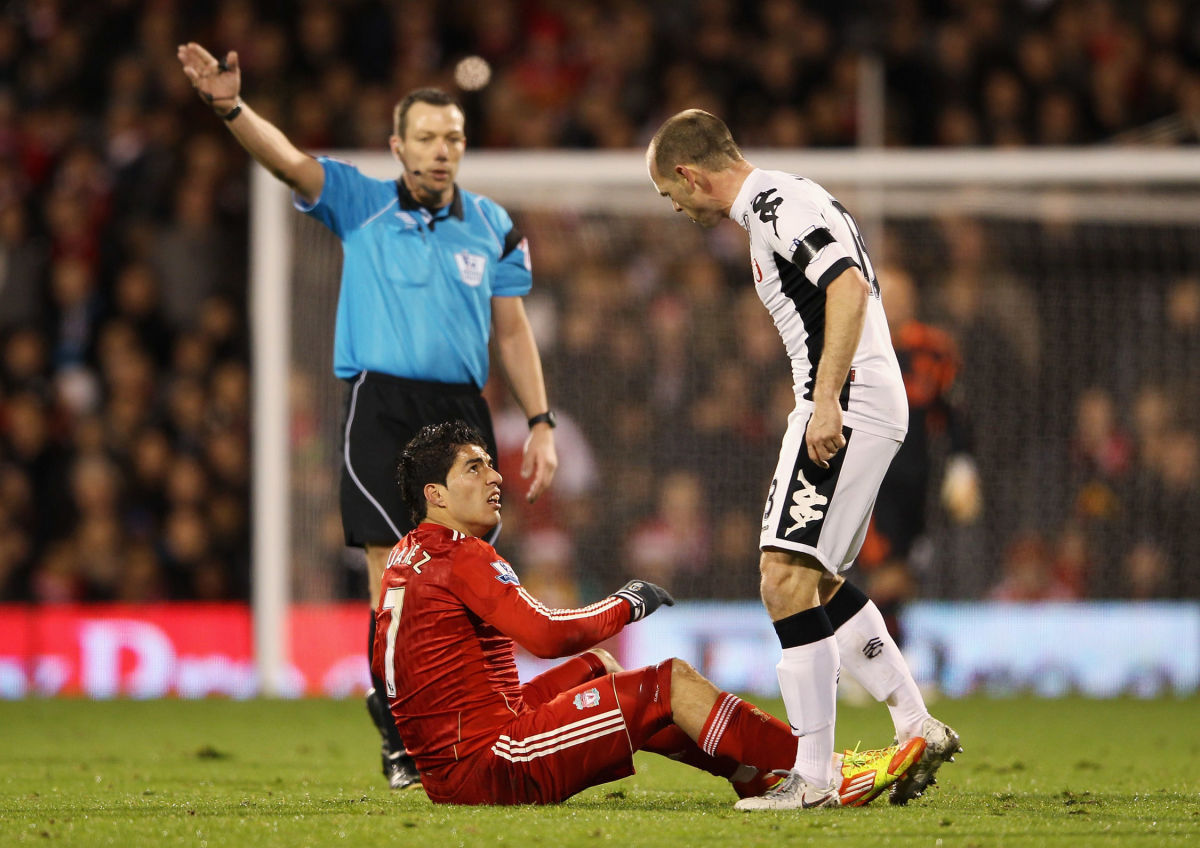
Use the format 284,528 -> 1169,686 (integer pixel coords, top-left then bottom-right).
759,408 -> 901,574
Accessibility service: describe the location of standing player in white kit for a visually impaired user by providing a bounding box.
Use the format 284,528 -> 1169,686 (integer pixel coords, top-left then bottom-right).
647,109 -> 962,810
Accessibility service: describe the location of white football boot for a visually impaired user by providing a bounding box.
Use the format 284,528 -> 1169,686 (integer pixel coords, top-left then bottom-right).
734,770 -> 840,811
889,716 -> 962,805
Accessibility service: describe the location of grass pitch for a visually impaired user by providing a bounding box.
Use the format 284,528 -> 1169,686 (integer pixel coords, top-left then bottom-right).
1,695 -> 1196,847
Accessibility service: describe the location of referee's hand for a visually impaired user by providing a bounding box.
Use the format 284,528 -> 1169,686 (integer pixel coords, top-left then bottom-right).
522,426 -> 557,502
177,42 -> 241,111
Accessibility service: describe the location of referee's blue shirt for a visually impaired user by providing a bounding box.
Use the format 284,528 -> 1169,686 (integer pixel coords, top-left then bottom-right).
295,157 -> 533,386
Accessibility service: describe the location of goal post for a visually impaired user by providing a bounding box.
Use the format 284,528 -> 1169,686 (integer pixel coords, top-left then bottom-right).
251,149 -> 1200,695
249,167 -> 292,697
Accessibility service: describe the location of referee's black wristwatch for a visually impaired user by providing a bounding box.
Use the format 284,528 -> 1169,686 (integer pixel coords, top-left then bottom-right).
527,411 -> 557,429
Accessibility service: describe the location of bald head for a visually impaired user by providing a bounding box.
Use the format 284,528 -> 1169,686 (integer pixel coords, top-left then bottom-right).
648,109 -> 743,177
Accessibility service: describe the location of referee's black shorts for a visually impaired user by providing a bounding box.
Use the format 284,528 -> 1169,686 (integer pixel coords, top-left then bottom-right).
339,371 -> 498,548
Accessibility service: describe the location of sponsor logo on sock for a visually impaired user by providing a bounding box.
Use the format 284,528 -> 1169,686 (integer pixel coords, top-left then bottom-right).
862,637 -> 884,659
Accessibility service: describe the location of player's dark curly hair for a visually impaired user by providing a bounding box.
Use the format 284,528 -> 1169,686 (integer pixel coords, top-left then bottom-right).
396,420 -> 487,525
393,87 -> 463,138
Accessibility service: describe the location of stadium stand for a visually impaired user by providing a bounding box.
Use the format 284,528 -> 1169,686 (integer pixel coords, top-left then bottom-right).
0,0 -> 1196,603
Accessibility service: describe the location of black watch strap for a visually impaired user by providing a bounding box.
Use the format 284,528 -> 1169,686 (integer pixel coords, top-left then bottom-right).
527,410 -> 557,429
220,98 -> 244,121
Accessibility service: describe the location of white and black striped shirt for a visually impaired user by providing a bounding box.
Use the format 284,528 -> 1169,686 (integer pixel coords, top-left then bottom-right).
730,168 -> 907,441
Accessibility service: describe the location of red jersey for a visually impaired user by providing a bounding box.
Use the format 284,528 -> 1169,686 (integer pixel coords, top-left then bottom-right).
371,523 -> 629,777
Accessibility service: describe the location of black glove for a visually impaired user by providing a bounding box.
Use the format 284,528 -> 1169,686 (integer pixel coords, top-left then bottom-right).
613,579 -> 675,622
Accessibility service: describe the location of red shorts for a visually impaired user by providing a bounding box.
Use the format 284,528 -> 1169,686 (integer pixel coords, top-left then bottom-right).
422,656 -> 674,805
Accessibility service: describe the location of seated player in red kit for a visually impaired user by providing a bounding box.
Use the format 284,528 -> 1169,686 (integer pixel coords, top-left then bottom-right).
372,421 -> 923,806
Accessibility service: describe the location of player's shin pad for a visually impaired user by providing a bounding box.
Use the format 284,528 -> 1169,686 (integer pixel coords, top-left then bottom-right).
775,641 -> 839,738
776,639 -> 839,785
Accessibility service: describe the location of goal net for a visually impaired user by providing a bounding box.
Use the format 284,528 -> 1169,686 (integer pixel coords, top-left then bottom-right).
251,149 -> 1200,685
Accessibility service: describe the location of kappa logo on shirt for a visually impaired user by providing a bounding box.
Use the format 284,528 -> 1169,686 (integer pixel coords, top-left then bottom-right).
751,188 -> 783,237
454,250 -> 487,287
491,560 -> 520,586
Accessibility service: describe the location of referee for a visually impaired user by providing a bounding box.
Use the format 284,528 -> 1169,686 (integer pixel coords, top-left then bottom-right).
178,43 -> 559,790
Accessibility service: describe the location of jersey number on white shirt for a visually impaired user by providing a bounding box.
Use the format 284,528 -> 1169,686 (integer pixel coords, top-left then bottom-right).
830,199 -> 879,297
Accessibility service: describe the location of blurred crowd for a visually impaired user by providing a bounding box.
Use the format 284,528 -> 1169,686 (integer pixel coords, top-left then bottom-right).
0,0 -> 1198,604
989,278 -> 1200,602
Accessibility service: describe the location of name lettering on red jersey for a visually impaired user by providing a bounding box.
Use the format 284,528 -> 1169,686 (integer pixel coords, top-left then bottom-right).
388,543 -> 430,573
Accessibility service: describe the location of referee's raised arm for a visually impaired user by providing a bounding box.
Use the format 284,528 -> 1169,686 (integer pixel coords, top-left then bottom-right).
177,42 -> 324,204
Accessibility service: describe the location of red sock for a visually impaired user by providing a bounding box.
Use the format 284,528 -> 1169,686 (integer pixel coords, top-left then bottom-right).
699,693 -> 797,773
641,725 -> 740,780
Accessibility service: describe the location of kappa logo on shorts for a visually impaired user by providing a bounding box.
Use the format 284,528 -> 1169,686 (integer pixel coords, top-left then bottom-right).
454,250 -> 487,287
573,687 -> 601,710
785,468 -> 828,535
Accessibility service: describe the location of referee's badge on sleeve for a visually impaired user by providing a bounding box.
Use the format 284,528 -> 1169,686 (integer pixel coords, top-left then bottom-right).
455,250 -> 487,287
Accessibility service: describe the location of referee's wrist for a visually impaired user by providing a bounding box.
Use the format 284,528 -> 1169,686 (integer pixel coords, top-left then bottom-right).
215,97 -> 244,121
527,410 -> 557,430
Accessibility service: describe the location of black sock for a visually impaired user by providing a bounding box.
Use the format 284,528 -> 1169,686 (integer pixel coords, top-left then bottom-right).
367,610 -> 406,753
823,580 -> 870,631
773,605 -> 835,648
